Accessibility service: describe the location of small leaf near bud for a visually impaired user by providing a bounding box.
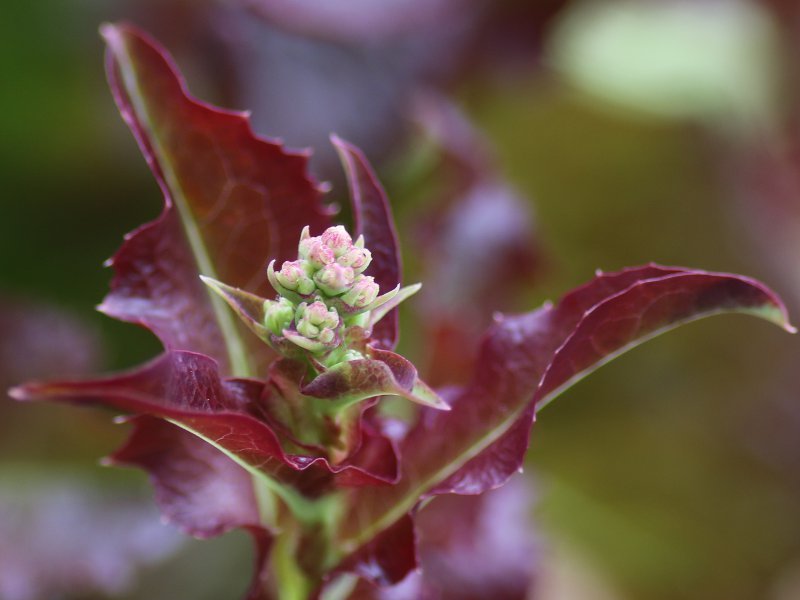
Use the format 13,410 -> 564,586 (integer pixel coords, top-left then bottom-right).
275,260 -> 315,295
282,329 -> 328,354
321,225 -> 353,258
263,297 -> 294,335
341,275 -> 379,309
337,247 -> 372,273
314,263 -> 355,296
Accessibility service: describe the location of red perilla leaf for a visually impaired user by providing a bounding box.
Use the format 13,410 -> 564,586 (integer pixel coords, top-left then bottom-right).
108,416 -> 263,538
107,416 -> 273,600
99,23 -> 333,377
332,136 -> 402,350
332,265 -> 793,584
11,351 -> 399,492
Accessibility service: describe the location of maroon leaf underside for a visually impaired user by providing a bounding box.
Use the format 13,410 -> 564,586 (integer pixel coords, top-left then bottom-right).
334,265 -> 792,584
108,416 -> 273,600
101,23 -> 333,374
11,351 -> 398,493
333,136 -> 402,350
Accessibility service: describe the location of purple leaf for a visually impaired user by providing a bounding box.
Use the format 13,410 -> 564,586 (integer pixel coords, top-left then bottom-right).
100,23 -> 333,376
335,514 -> 418,588
107,416 -> 273,600
332,136 -> 402,350
332,265 -> 793,584
10,351 -> 399,493
108,416 -> 266,538
342,478 -> 538,599
413,477 -> 538,600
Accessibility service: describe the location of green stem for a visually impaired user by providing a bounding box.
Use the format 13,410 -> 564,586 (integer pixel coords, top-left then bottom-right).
271,524 -> 314,600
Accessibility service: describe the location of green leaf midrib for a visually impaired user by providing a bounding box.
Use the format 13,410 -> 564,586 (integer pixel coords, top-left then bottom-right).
116,37 -> 253,378
338,303 -> 790,552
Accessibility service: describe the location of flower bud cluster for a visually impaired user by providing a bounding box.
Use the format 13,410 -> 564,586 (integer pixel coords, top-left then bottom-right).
265,226 -> 381,354
273,226 -> 378,307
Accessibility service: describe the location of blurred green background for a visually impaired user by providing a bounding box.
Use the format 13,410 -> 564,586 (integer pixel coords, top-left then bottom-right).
2,1 -> 799,599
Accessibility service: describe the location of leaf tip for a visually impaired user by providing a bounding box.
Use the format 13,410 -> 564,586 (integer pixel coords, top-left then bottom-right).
98,22 -> 117,42
330,133 -> 360,163
329,132 -> 345,147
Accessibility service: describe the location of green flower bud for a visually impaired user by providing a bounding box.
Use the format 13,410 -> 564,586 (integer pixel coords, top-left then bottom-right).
337,246 -> 372,273
275,260 -> 315,295
314,263 -> 355,296
341,275 -> 379,308
263,297 -> 294,335
290,301 -> 340,352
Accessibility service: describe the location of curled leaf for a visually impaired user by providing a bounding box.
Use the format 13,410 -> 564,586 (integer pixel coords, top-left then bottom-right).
330,265 -> 793,585
200,275 -> 274,345
10,351 -> 399,497
302,350 -> 448,411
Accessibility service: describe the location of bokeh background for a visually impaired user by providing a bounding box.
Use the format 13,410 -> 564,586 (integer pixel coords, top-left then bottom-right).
2,1 -> 800,598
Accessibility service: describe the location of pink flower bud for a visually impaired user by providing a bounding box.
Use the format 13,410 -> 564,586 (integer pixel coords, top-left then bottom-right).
321,225 -> 353,257
314,263 -> 355,296
275,260 -> 314,294
337,247 -> 372,273
341,275 -> 379,308
302,239 -> 335,270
